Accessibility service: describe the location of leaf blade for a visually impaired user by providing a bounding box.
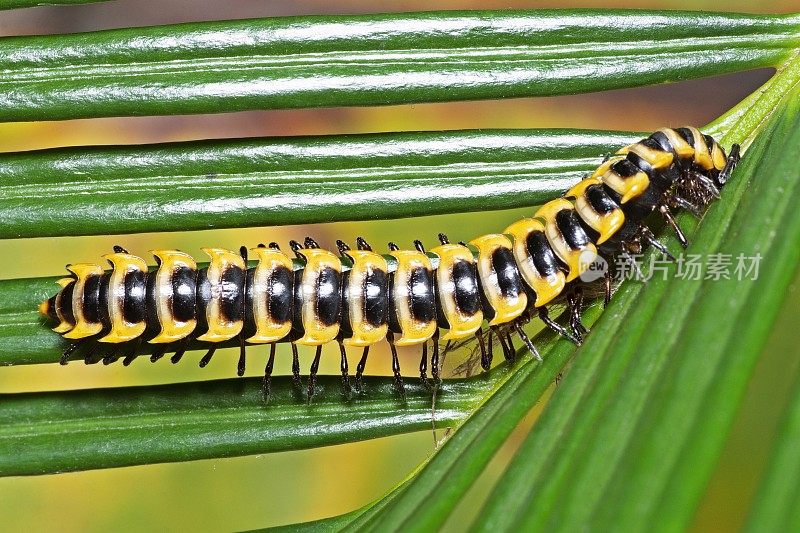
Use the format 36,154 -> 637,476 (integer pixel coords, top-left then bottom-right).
0,11 -> 797,121
0,374 -> 483,477
0,0 -> 102,8
0,130 -> 635,239
476,74 -> 800,533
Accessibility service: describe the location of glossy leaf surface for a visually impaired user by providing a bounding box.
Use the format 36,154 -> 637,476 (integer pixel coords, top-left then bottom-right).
0,130 -> 635,239
0,11 -> 797,121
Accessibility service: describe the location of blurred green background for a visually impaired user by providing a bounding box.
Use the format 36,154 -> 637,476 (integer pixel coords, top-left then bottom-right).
0,1 -> 798,531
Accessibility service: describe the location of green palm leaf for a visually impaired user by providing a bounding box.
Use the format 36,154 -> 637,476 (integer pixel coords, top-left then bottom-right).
0,8 -> 798,531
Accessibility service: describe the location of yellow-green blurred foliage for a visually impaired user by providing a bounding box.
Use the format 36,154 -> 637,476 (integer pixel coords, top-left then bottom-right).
0,1 -> 798,531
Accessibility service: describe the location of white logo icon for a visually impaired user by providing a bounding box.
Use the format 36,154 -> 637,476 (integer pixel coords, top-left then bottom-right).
578,251 -> 609,282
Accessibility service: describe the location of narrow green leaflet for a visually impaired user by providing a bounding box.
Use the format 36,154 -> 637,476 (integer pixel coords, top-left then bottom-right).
0,130 -> 635,239
0,312 -> 576,477
0,11 -> 797,121
745,364 -> 800,532
0,0 -> 102,9
0,374 -> 477,476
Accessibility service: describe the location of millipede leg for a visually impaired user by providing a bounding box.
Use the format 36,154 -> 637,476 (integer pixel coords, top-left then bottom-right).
567,292 -> 587,344
573,289 -> 588,335
387,332 -> 405,396
420,341 -> 430,384
641,226 -> 676,261
171,337 -> 190,364
237,335 -> 247,377
495,327 -> 511,361
262,343 -> 276,401
198,345 -> 217,368
102,345 -> 120,365
504,332 -> 516,363
122,339 -> 141,366
431,331 -> 441,383
671,196 -> 703,218
60,339 -> 85,365
693,172 -> 721,199
620,249 -> 645,280
514,322 -> 541,362
291,343 -> 302,391
538,307 -> 580,345
338,340 -> 351,394
604,269 -> 613,308
476,330 -> 491,372
659,205 -> 688,248
486,328 -> 495,370
355,346 -> 370,392
307,345 -> 322,401
150,344 -> 168,363
718,143 -> 740,185
84,343 -> 104,365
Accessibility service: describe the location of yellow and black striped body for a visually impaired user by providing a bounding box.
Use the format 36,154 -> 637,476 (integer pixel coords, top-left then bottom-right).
42,127 -> 738,387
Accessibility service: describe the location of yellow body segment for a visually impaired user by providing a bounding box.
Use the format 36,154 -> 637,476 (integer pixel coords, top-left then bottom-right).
343,250 -> 389,347
503,218 -> 565,307
659,128 -> 695,158
149,250 -> 199,344
51,277 -> 75,333
687,126 -> 714,170
599,166 -> 650,204
99,252 -> 148,343
430,243 -> 483,341
63,263 -> 104,340
295,248 -> 341,346
246,247 -> 294,344
590,155 -> 625,180
534,199 -> 598,283
195,248 -> 245,343
619,143 -> 674,170
469,234 -> 527,326
566,178 -> 625,245
711,141 -> 727,170
389,249 -> 438,347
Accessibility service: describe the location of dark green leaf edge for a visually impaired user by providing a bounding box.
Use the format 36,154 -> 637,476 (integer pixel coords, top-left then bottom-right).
0,11 -> 797,121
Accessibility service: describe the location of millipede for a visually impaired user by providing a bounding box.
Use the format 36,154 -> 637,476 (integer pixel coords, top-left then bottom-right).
40,127 -> 740,400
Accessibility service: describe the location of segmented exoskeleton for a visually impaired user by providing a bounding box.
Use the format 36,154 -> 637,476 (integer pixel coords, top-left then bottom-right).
41,127 -> 740,399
